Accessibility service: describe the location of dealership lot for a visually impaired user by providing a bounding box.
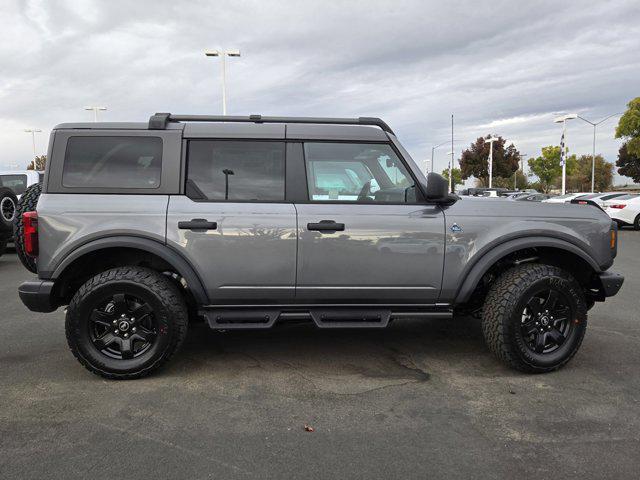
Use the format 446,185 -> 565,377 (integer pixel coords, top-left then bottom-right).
0,231 -> 638,479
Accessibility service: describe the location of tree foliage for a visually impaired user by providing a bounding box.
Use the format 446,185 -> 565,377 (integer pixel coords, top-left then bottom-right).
616,142 -> 640,183
27,155 -> 46,171
441,167 -> 463,188
615,97 -> 640,157
527,146 -> 563,193
459,136 -> 520,186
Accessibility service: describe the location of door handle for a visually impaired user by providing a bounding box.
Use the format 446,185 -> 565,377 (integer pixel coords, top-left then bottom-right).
178,219 -> 217,231
307,220 -> 345,232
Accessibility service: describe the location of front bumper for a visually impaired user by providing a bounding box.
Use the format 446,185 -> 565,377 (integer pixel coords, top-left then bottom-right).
597,271 -> 624,298
18,280 -> 58,313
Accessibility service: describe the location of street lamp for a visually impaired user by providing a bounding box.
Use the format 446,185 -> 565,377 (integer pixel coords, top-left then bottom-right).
554,113 -> 577,195
431,141 -> 449,174
205,49 -> 241,115
446,150 -> 455,192
485,136 -> 499,188
24,128 -> 42,157
576,113 -> 623,192
84,106 -> 107,122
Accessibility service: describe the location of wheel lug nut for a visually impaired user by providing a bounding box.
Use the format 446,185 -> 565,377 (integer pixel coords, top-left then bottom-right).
132,327 -> 136,332
124,333 -> 128,338
112,320 -> 117,324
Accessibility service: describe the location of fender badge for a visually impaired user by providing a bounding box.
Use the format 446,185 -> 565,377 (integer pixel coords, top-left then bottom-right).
450,223 -> 463,233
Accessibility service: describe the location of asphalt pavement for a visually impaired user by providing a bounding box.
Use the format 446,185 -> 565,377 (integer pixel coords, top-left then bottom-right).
1,231 -> 639,479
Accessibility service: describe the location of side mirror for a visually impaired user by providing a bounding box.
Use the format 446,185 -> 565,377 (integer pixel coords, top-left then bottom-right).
425,172 -> 449,200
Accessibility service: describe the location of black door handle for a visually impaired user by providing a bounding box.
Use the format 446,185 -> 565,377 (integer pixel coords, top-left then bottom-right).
178,219 -> 217,231
307,220 -> 345,232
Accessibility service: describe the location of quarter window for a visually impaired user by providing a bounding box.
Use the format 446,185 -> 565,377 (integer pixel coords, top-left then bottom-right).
63,136 -> 162,189
303,143 -> 416,203
187,141 -> 285,201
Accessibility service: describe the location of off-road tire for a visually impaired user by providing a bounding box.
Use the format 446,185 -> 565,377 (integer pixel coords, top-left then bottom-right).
13,182 -> 42,273
0,187 -> 18,233
482,263 -> 587,373
66,267 -> 188,379
634,214 -> 640,231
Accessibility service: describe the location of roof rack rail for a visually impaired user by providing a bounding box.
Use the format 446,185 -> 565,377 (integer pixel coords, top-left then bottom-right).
148,113 -> 394,135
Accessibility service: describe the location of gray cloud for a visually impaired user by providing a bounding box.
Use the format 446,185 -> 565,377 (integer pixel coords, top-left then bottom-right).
1,0 -> 639,184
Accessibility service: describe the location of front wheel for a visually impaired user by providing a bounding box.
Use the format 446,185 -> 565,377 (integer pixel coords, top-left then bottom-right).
482,264 -> 587,373
66,267 -> 188,379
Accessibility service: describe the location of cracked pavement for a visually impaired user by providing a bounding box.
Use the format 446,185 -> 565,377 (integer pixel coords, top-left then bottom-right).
1,231 -> 639,479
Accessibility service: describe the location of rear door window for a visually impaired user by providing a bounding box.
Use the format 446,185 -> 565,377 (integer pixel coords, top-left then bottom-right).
186,140 -> 285,201
62,136 -> 163,188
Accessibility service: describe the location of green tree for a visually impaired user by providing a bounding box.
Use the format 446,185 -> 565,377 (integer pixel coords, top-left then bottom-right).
528,146 -> 562,193
566,155 -> 613,192
27,155 -> 46,171
615,97 -> 640,157
459,136 -> 521,186
441,167 -> 463,188
616,143 -> 640,183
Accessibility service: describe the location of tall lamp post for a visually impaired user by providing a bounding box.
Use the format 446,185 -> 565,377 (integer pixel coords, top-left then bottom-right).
431,141 -> 449,174
554,113 -> 577,195
205,49 -> 241,115
446,150 -> 455,192
576,113 -> 623,192
84,106 -> 107,122
485,136 -> 499,188
24,128 -> 42,157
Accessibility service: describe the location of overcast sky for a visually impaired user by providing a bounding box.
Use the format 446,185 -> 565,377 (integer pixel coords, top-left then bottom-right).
1,0 -> 639,184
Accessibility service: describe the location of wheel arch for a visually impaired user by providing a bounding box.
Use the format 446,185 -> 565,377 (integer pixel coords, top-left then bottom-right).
50,236 -> 208,306
454,236 -> 601,305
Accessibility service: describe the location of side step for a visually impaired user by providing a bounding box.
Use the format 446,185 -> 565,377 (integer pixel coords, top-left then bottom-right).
200,305 -> 452,330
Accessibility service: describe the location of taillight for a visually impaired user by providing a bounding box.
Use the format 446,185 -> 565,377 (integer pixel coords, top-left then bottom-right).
577,201 -> 588,205
23,211 -> 38,257
610,229 -> 617,249
609,204 -> 626,209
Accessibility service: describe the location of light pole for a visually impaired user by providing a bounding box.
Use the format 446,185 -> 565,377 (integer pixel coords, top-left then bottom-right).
554,113 -> 577,195
84,106 -> 107,122
515,154 -> 528,190
24,128 -> 42,157
576,113 -> 623,192
485,136 -> 499,188
446,150 -> 455,192
205,49 -> 241,115
431,141 -> 449,174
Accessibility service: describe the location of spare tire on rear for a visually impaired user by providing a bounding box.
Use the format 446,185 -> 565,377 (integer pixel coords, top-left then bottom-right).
13,182 -> 42,273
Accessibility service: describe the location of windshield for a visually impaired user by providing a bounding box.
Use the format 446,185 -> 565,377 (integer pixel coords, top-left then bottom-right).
0,174 -> 28,195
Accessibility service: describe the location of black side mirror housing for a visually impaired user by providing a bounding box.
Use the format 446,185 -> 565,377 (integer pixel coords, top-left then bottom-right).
424,172 -> 458,205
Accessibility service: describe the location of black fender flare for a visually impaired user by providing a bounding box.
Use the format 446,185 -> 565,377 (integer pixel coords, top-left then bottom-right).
50,235 -> 209,304
453,235 -> 601,305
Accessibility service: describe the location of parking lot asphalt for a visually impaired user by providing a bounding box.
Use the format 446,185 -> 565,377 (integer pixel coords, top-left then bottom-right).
1,231 -> 639,480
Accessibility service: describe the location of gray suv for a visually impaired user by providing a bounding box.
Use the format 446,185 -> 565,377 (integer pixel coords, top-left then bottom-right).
17,114 -> 624,379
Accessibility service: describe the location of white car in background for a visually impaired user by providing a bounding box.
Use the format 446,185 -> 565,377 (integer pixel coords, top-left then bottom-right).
543,192 -> 591,203
0,170 -> 43,198
603,194 -> 640,230
570,192 -> 630,207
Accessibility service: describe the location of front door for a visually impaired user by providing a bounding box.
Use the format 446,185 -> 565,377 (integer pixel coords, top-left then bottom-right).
166,139 -> 297,304
295,142 -> 445,303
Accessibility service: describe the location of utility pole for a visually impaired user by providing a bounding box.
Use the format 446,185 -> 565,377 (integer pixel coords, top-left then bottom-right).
84,106 -> 107,122
515,154 -> 528,189
205,49 -> 241,115
24,128 -> 42,157
576,113 -> 622,192
485,136 -> 499,188
450,114 -> 454,192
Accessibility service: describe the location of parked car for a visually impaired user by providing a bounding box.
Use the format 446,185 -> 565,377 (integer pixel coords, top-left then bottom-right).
572,192 -> 630,207
603,195 -> 640,229
17,113 -> 624,379
0,170 -> 43,198
543,192 -> 591,203
0,170 -> 43,256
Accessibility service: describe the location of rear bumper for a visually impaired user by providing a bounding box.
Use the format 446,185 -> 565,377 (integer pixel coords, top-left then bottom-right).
18,280 -> 58,313
597,271 -> 624,298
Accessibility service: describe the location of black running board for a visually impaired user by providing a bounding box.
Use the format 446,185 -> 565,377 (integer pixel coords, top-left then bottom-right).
200,305 -> 452,330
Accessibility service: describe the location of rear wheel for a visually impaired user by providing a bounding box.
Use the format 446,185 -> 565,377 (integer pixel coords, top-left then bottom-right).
634,214 -> 640,231
66,267 -> 188,379
482,264 -> 587,373
13,183 -> 42,273
0,187 -> 17,233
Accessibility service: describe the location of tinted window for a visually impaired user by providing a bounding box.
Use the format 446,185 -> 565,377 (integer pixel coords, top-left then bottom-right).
187,141 -> 285,201
63,136 -> 162,188
304,143 -> 416,203
0,174 -> 28,195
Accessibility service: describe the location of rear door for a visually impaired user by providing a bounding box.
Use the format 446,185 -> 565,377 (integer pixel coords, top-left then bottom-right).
294,141 -> 445,304
166,137 -> 297,304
